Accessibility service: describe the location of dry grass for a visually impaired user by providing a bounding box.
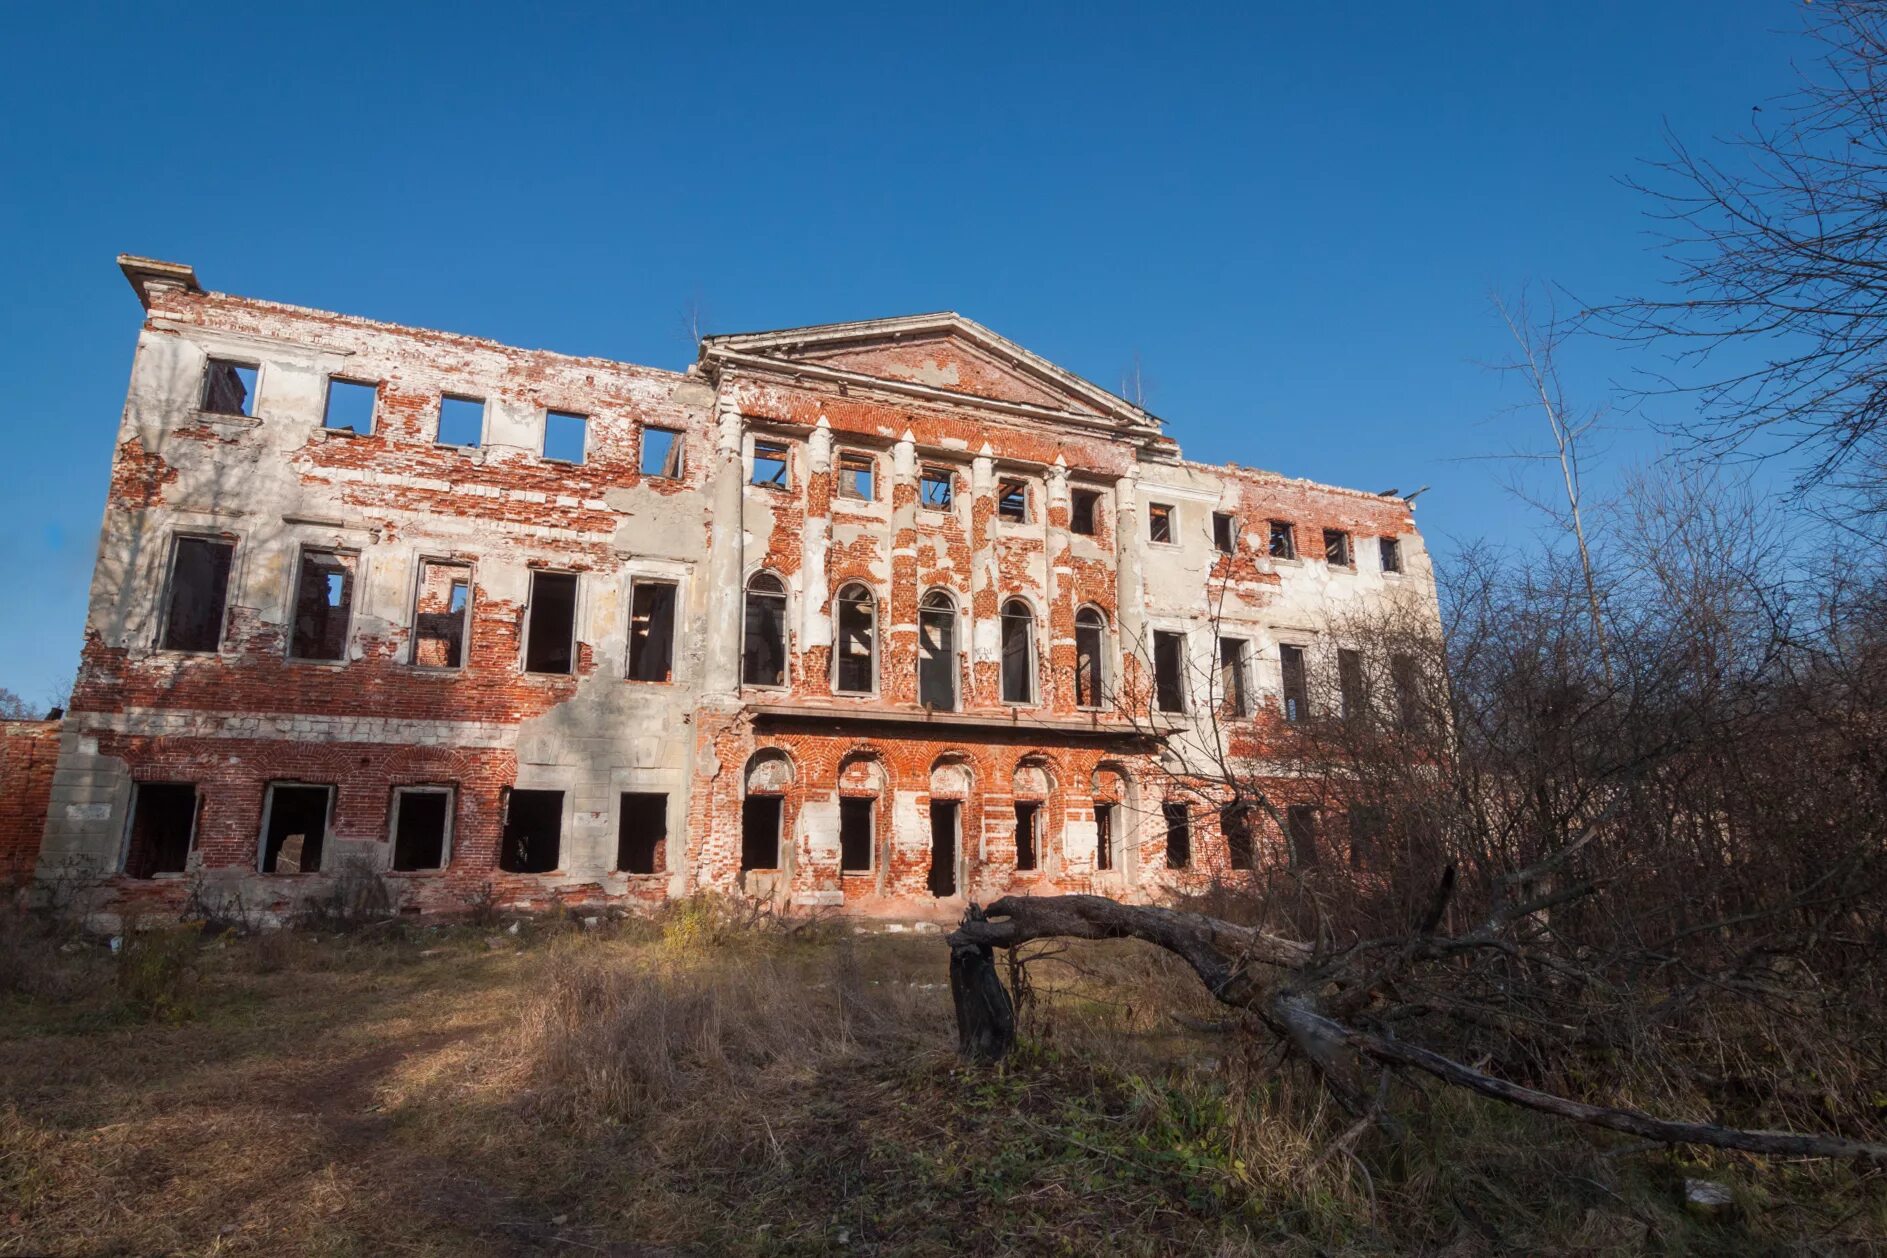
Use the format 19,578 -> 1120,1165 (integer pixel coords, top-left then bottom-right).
1,903 -> 1882,1256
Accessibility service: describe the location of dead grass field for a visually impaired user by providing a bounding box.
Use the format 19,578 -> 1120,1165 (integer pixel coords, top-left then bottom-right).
2,901 -> 1882,1256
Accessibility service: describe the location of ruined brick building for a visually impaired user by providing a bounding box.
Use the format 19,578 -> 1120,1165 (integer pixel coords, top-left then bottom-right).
28,256 -> 1437,920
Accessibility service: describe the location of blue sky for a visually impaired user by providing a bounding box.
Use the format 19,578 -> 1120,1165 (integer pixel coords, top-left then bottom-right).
0,2 -> 1811,705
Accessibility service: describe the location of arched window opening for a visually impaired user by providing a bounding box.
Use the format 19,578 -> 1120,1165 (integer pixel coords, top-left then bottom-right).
918,590 -> 958,710
1074,607 -> 1107,709
1000,599 -> 1036,705
833,584 -> 876,694
741,751 -> 793,872
742,573 -> 788,687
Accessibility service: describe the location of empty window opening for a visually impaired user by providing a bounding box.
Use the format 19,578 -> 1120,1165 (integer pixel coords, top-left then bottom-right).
411,561 -> 472,669
743,573 -> 788,687
1071,489 -> 1099,535
290,549 -> 356,662
839,797 -> 874,873
1348,805 -> 1386,871
125,783 -> 196,878
627,580 -> 678,682
918,591 -> 958,711
1268,520 -> 1297,560
1074,608 -> 1107,709
1288,804 -> 1319,867
1380,536 -> 1403,573
1212,512 -> 1236,555
834,584 -> 876,693
751,440 -> 789,488
1338,648 -> 1366,721
524,571 -> 578,675
261,783 -> 332,874
437,395 -> 485,447
740,795 -> 783,871
837,452 -> 875,501
160,536 -> 233,653
1153,631 -> 1186,713
324,378 -> 377,434
1000,600 -> 1036,704
1391,653 -> 1424,730
1222,804 -> 1255,870
997,478 -> 1029,523
1324,529 -> 1352,567
1148,503 -> 1173,543
1280,643 -> 1310,722
642,427 -> 683,478
543,410 -> 587,463
202,359 -> 257,416
1219,637 -> 1251,716
928,800 -> 959,897
617,792 -> 667,874
391,789 -> 451,872
1095,802 -> 1116,872
1014,801 -> 1041,871
501,789 -> 563,873
1163,803 -> 1192,869
920,466 -> 954,509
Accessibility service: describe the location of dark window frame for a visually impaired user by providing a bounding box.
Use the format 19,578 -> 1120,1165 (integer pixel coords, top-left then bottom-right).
1380,536 -> 1404,574
999,599 -> 1038,705
1323,528 -> 1353,568
1153,629 -> 1187,714
522,569 -> 580,676
1074,606 -> 1108,709
918,589 -> 958,711
158,533 -> 235,654
836,450 -> 876,501
389,785 -> 454,872
996,477 -> 1031,524
1218,636 -> 1252,717
920,465 -> 956,510
200,357 -> 258,417
257,781 -> 335,875
1212,512 -> 1237,555
751,439 -> 791,490
626,578 -> 679,683
287,547 -> 357,663
1148,502 -> 1175,545
839,795 -> 875,873
833,583 -> 878,695
617,791 -> 668,874
1279,642 -> 1311,722
1070,488 -> 1101,536
409,558 -> 473,671
1163,802 -> 1192,869
1268,520 -> 1298,560
742,572 -> 790,688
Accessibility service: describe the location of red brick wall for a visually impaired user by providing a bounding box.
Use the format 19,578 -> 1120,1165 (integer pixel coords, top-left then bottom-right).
0,721 -> 59,888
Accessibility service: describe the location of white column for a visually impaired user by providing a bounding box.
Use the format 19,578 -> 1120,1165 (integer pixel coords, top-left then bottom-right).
703,396 -> 746,700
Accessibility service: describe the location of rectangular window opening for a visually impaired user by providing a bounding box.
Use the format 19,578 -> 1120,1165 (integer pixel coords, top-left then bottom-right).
1338,648 -> 1366,721
437,395 -> 485,448
290,549 -> 356,662
1380,536 -> 1403,573
1269,520 -> 1297,560
740,795 -> 783,871
391,788 -> 452,872
501,788 -> 563,873
1075,619 -> 1105,709
839,796 -> 874,873
1391,653 -> 1424,730
997,478 -> 1029,523
160,536 -> 233,653
1014,801 -> 1041,871
1218,637 -> 1251,716
1095,802 -> 1115,872
1212,512 -> 1236,555
323,378 -> 377,434
1163,803 -> 1191,869
918,604 -> 957,711
1153,630 -> 1186,713
1324,529 -> 1352,567
411,561 -> 472,669
627,580 -> 678,682
1071,489 -> 1099,536
524,571 -> 578,675
928,800 -> 959,897
920,466 -> 955,509
837,452 -> 875,501
1223,804 -> 1254,871
1348,805 -> 1386,871
125,782 -> 196,878
1148,503 -> 1173,544
1280,643 -> 1310,722
261,783 -> 332,874
202,359 -> 256,416
1288,804 -> 1319,867
543,410 -> 587,463
751,440 -> 789,488
642,427 -> 683,478
617,792 -> 667,874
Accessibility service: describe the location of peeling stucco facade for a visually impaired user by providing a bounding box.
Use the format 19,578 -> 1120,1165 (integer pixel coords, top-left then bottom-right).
33,257 -> 1440,923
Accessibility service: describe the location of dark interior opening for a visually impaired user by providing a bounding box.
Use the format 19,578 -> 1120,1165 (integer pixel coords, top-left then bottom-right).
1213,512 -> 1235,554
1095,802 -> 1115,871
1163,803 -> 1191,869
627,582 -> 677,682
1014,800 -> 1040,871
126,782 -> 196,878
743,578 -> 787,686
1288,805 -> 1320,867
928,800 -> 959,897
525,572 -> 578,674
262,784 -> 331,874
1153,631 -> 1186,712
392,791 -> 450,871
1223,804 -> 1255,870
618,792 -> 667,874
502,789 -> 563,873
1280,644 -> 1310,721
741,795 -> 782,871
160,538 -> 233,652
1071,489 -> 1098,535
839,796 -> 873,872
290,551 -> 353,661
918,599 -> 956,710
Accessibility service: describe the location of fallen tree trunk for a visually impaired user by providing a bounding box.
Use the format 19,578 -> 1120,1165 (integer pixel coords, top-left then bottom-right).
946,894 -> 1887,1165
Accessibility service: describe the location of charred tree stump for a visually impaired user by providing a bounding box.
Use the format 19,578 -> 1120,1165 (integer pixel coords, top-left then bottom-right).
948,904 -> 1015,1063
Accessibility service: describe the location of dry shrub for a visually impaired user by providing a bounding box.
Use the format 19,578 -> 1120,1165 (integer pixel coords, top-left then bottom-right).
0,908 -> 95,1002
115,927 -> 199,1023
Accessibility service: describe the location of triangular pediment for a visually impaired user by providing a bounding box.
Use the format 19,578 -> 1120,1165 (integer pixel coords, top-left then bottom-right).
700,313 -> 1161,436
